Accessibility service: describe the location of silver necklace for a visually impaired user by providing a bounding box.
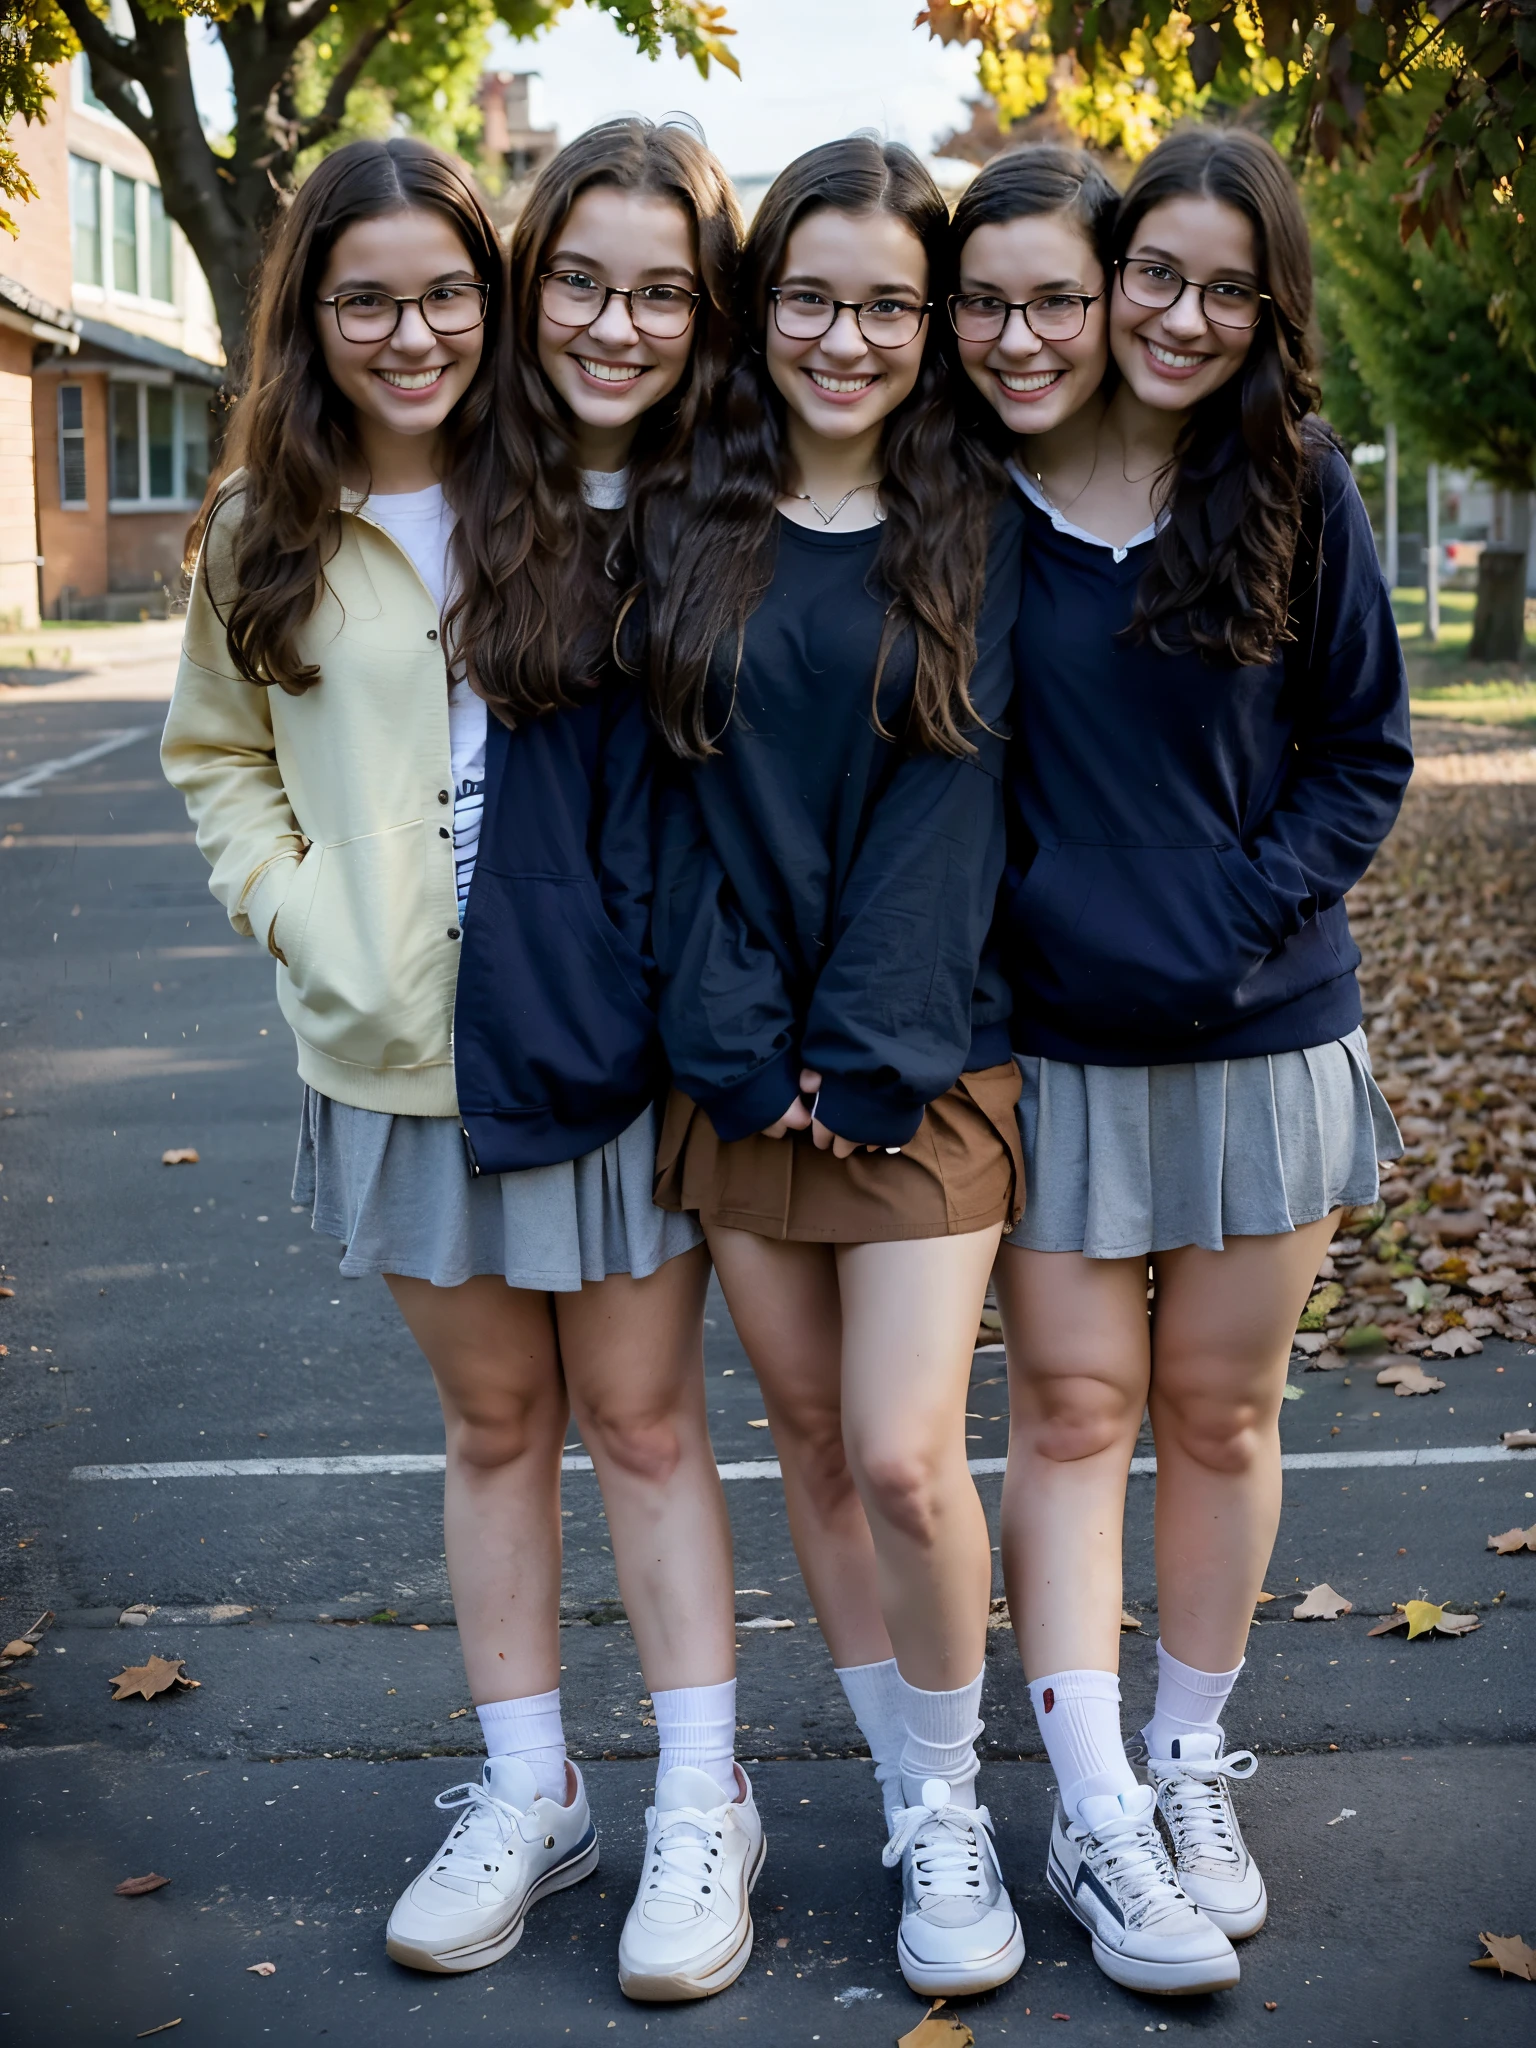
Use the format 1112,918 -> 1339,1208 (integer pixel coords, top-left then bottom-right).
786,481 -> 884,525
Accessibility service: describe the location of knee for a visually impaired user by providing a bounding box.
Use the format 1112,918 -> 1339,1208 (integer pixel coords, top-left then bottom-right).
1020,1373 -> 1141,1467
446,1387 -> 563,1474
1153,1382 -> 1270,1477
772,1399 -> 859,1507
578,1396 -> 688,1488
851,1444 -> 946,1548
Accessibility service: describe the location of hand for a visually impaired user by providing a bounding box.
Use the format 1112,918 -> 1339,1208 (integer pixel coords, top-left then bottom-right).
759,1088 -> 815,1141
799,1069 -> 884,1158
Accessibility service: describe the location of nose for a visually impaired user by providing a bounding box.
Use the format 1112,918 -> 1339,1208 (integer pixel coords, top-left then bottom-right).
820,304 -> 868,362
1159,280 -> 1210,341
994,306 -> 1043,361
586,291 -> 641,349
390,300 -> 438,354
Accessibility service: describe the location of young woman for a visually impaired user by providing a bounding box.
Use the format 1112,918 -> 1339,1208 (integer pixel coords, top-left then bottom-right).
964,131 -> 1410,1994
162,127 -> 765,2005
639,137 -> 1027,1999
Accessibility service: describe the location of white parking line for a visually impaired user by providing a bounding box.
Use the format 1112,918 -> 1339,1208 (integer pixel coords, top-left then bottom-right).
68,1443 -> 1534,1483
0,726 -> 157,798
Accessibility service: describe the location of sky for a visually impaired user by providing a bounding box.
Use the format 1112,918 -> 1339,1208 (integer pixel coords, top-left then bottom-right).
188,2 -> 981,180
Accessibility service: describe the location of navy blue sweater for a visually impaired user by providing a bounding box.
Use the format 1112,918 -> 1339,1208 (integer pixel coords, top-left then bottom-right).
1001,444 -> 1412,1064
453,679 -> 665,1173
654,502 -> 1024,1149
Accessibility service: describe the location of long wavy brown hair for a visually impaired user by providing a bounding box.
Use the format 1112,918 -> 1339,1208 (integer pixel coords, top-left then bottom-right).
1115,127 -> 1324,667
640,137 -> 1003,761
188,138 -> 509,694
449,117 -> 742,725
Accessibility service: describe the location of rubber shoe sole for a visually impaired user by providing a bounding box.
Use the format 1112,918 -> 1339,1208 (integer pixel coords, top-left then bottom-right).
618,1833 -> 767,2003
1047,1855 -> 1240,1996
897,1912 -> 1026,1997
385,1828 -> 599,1975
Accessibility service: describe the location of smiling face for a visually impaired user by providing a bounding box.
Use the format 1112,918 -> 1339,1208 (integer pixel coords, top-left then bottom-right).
954,211 -> 1107,437
535,184 -> 699,465
314,207 -> 485,464
764,206 -> 930,445
1109,193 -> 1260,413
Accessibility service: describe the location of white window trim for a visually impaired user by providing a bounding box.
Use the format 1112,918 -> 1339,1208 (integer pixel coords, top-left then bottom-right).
106,380 -> 207,513
58,384 -> 89,509
72,157 -> 179,311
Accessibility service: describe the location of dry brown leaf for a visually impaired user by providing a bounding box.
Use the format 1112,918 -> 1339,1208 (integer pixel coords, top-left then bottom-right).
746,1418 -> 770,1429
899,2002 -> 974,2048
109,1655 -> 201,1702
1368,1601 -> 1482,1639
1,1640 -> 36,1662
1487,1525 -> 1536,1554
245,1962 -> 277,1977
1307,1348 -> 1349,1371
986,1596 -> 1011,1630
1469,1931 -> 1536,1980
1376,1358 -> 1447,1395
1120,1610 -> 1142,1631
1293,1583 -> 1352,1620
161,1148 -> 200,1166
1255,1591 -> 1276,1604
0,1285 -> 13,1298
1503,1430 -> 1536,1449
115,1873 -> 170,1896
1428,1327 -> 1483,1357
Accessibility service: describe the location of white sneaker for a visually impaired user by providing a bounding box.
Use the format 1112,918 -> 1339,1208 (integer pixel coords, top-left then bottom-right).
617,1764 -> 765,2002
881,1777 -> 1026,1997
385,1756 -> 598,1973
1146,1734 -> 1267,1939
1047,1786 -> 1239,1995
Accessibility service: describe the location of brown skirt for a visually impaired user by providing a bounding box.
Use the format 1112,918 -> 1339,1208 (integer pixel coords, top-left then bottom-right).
653,1063 -> 1024,1243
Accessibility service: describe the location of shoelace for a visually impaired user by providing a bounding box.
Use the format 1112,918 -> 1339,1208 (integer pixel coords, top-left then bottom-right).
1156,1750 -> 1257,1871
640,1803 -> 727,1917
428,1781 -> 521,1875
882,1795 -> 994,1907
1079,1814 -> 1190,1931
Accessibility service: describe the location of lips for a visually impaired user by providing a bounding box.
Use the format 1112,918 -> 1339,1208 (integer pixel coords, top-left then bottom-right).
1141,337 -> 1209,373
806,369 -> 877,397
996,367 -> 1063,396
374,367 -> 447,391
574,356 -> 647,386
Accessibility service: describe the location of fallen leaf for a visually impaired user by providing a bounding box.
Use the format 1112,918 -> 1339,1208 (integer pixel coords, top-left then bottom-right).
1297,1281 -> 1344,1331
161,1148 -> 200,1165
1376,1358 -> 1447,1396
1502,1430 -> 1536,1449
115,1873 -> 170,1896
1255,1591 -> 1276,1604
986,1596 -> 1012,1630
246,1962 -> 277,1977
1264,2000 -> 1278,2010
1428,1327 -> 1483,1357
1119,1610 -> 1142,1631
1325,1808 -> 1357,1825
1306,1348 -> 1348,1371
1469,1931 -> 1536,1981
1487,1525 -> 1536,1555
1293,1583 -> 1352,1620
1368,1601 -> 1481,1639
1467,1269 -> 1525,1297
0,1680 -> 32,1700
448,1706 -> 468,1719
1281,1382 -> 1305,1400
898,2000 -> 974,2048
409,1623 -> 430,1632
109,1655 -> 201,1702
746,1418 -> 770,1429
1,1640 -> 36,1662
1341,1323 -> 1389,1353
0,1285 -> 13,1298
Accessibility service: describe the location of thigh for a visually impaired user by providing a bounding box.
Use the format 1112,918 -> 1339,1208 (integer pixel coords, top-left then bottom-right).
994,1243 -> 1152,1430
705,1224 -> 843,1427
836,1226 -> 1000,1456
1149,1211 -> 1340,1412
385,1272 -> 564,1426
554,1245 -> 712,1422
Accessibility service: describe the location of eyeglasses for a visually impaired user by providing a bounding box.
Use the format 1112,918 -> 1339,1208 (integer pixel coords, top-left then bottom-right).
317,283 -> 489,344
769,289 -> 931,349
539,271 -> 701,339
947,289 -> 1104,344
1115,259 -> 1270,331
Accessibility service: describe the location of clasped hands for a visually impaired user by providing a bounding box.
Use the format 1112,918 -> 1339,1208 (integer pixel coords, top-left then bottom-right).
759,1067 -> 895,1160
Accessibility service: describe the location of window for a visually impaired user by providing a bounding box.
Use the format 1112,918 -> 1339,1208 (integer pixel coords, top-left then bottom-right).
112,171 -> 139,296
58,387 -> 88,506
147,185 -> 173,304
70,154 -> 101,287
108,382 -> 214,507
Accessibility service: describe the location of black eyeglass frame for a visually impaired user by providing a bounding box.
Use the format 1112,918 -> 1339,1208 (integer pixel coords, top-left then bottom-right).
1114,258 -> 1272,332
316,282 -> 490,342
946,288 -> 1105,345
768,288 -> 933,348
538,272 -> 703,336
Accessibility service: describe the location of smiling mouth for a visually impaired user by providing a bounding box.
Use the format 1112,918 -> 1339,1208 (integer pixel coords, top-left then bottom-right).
575,357 -> 647,385
806,369 -> 877,395
374,367 -> 447,390
1143,339 -> 1208,370
996,368 -> 1063,394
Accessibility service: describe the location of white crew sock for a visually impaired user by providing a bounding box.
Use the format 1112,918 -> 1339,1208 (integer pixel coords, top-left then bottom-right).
652,1679 -> 738,1798
896,1668 -> 984,1811
1027,1668 -> 1139,1826
835,1657 -> 907,1826
1142,1641 -> 1244,1760
477,1688 -> 568,1803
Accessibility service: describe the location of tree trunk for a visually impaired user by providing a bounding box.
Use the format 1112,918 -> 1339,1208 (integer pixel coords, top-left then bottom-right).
1469,548 -> 1529,661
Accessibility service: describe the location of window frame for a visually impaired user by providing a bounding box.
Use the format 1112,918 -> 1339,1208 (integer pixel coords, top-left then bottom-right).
57,385 -> 89,508
69,152 -> 103,290
106,377 -> 214,514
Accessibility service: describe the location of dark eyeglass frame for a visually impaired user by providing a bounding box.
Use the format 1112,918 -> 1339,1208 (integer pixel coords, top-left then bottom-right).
538,272 -> 702,336
768,287 -> 932,348
1114,258 -> 1272,332
316,282 -> 489,343
946,289 -> 1105,344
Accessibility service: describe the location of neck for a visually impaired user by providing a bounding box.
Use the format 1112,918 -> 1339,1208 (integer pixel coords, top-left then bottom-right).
783,412 -> 884,512
1101,380 -> 1186,477
351,415 -> 446,496
1019,388 -> 1107,484
571,416 -> 636,474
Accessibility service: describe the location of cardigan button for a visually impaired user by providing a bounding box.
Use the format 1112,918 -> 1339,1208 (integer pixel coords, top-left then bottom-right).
447,926 -> 461,940
439,826 -> 450,840
438,790 -> 450,804
427,628 -> 438,640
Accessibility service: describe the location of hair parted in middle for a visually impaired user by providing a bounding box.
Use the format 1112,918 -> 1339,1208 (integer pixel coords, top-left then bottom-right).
639,135 -> 1003,762
448,116 -> 743,727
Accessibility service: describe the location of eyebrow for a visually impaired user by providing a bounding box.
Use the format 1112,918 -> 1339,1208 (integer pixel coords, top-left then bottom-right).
776,271 -> 926,295
1130,243 -> 1258,283
330,267 -> 480,291
546,247 -> 697,283
958,273 -> 1091,294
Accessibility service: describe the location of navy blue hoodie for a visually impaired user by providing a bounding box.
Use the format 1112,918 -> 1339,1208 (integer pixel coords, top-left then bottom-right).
1001,442 -> 1412,1064
453,678 -> 665,1174
654,501 -> 1024,1149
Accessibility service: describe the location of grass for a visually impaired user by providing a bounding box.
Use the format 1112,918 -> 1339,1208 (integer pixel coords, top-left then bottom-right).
1389,585 -> 1536,732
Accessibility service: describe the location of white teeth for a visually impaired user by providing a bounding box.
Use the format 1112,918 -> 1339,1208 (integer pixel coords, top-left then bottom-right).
375,368 -> 444,390
808,370 -> 875,394
576,358 -> 646,383
1146,341 -> 1205,369
998,370 -> 1061,393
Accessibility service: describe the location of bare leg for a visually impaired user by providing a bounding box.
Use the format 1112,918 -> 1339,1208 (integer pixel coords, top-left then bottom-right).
1147,1212 -> 1340,1672
556,1246 -> 735,1691
838,1227 -> 1002,1691
992,1244 -> 1150,1678
386,1273 -> 568,1704
705,1225 -> 892,1670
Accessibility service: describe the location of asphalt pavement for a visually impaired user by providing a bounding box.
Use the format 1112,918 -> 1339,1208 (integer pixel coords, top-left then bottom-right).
2,645 -> 1534,2047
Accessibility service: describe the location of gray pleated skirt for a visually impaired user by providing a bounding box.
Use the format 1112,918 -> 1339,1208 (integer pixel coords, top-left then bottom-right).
1003,1026 -> 1402,1260
293,1089 -> 704,1290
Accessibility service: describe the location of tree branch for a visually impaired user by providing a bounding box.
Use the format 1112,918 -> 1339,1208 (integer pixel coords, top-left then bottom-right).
55,0 -> 155,85
277,0 -> 355,49
293,3 -> 412,152
72,51 -> 157,150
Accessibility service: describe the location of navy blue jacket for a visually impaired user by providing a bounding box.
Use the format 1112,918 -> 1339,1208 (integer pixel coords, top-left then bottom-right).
654,503 -> 1023,1149
453,680 -> 665,1173
1001,443 -> 1412,1064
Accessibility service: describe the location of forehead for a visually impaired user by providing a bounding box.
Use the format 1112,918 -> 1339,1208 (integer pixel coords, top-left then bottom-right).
553,186 -> 697,268
1128,193 -> 1258,273
321,207 -> 478,284
960,213 -> 1102,288
778,206 -> 928,286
